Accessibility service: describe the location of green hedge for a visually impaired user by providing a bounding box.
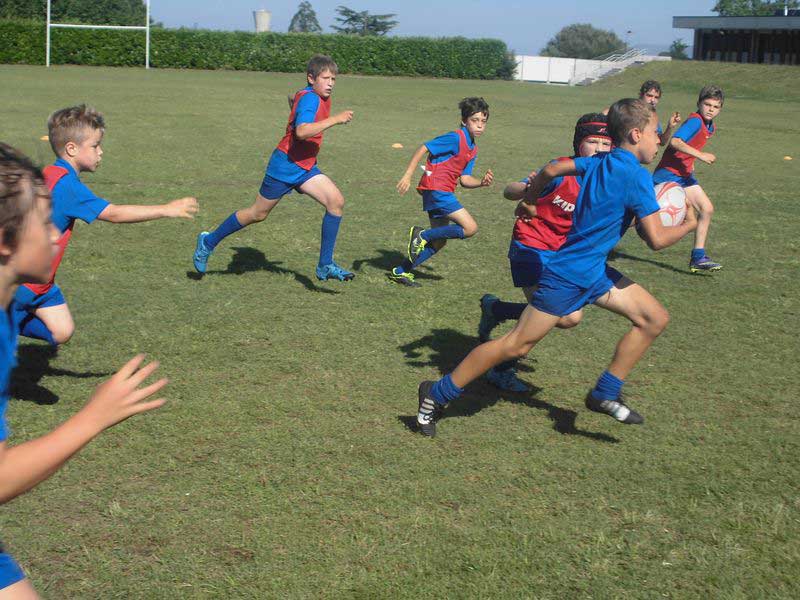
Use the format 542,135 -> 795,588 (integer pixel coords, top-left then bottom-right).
0,20 -> 515,79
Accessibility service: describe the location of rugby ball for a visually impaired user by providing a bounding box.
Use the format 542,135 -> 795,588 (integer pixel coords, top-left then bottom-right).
654,182 -> 687,226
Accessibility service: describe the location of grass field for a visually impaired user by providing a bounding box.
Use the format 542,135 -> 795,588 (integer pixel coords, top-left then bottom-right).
0,60 -> 799,598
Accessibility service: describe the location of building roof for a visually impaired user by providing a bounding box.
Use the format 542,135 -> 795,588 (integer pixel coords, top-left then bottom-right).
673,16 -> 800,30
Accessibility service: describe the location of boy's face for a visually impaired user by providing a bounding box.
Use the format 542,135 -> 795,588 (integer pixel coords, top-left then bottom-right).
463,112 -> 488,139
641,89 -> 661,107
67,128 -> 104,172
632,112 -> 661,164
698,98 -> 722,122
10,191 -> 58,284
308,69 -> 336,99
578,136 -> 612,157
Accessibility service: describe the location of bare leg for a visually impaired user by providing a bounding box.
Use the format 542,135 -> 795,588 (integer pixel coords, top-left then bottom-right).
684,185 -> 713,251
0,578 -> 39,599
35,304 -> 75,345
235,193 -> 280,226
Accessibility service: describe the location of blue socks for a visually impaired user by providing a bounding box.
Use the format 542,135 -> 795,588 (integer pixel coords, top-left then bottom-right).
395,245 -> 440,274
205,213 -> 244,250
421,224 -> 464,242
592,370 -> 624,401
691,248 -> 705,261
492,300 -> 526,322
319,212 -> 342,267
20,316 -> 57,346
430,374 -> 464,406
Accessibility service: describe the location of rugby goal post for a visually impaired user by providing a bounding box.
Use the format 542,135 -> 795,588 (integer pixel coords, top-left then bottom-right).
46,0 -> 151,68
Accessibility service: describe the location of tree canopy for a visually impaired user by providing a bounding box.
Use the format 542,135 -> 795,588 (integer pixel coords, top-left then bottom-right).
659,39 -> 689,60
540,24 -> 626,59
1,0 -> 150,26
288,1 -> 322,33
331,5 -> 397,36
712,0 -> 799,15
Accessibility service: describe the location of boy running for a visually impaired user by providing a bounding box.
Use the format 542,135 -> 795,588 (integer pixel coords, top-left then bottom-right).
388,98 -> 493,287
653,85 -> 724,272
638,80 -> 681,146
415,99 -> 697,437
193,54 -> 356,282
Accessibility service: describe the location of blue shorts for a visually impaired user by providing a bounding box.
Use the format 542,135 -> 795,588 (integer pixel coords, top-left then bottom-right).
652,168 -> 699,188
259,165 -> 322,200
421,190 -> 463,220
0,551 -> 25,590
531,266 -> 624,317
508,240 -> 556,288
13,284 -> 66,316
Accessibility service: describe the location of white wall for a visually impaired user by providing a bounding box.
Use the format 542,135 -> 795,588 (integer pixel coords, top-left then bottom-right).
514,55 -> 671,84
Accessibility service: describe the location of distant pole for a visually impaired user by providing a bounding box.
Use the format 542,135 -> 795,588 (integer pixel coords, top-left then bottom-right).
145,0 -> 150,69
46,0 -> 51,67
625,30 -> 632,50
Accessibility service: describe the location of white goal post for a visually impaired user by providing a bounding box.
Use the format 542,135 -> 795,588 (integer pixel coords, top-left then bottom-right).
46,0 -> 151,68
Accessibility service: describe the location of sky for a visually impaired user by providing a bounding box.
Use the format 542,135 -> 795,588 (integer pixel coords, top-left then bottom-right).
149,0 -> 720,56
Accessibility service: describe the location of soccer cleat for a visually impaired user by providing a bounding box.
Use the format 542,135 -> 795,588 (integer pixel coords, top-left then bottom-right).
193,231 -> 213,274
407,226 -> 427,263
417,380 -> 445,437
478,294 -> 500,342
689,255 -> 722,273
388,268 -> 420,287
316,262 -> 355,281
585,391 -> 644,425
486,367 -> 529,392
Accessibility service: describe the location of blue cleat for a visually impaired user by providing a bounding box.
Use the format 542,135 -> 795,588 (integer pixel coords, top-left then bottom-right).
486,367 -> 529,392
478,294 -> 500,342
689,255 -> 722,273
193,231 -> 212,274
316,262 -> 355,281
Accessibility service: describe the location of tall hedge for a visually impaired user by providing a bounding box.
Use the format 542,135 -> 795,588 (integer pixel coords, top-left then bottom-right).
0,20 -> 516,79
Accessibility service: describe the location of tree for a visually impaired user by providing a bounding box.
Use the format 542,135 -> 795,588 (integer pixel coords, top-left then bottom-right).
662,39 -> 689,60
331,5 -> 397,36
540,24 -> 627,59
712,0 -> 798,15
0,0 -> 151,26
288,1 -> 322,33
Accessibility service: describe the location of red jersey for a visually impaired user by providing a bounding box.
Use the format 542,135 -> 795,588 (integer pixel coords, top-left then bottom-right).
656,112 -> 715,177
23,166 -> 72,295
417,128 -> 478,194
513,157 -> 580,251
276,88 -> 331,171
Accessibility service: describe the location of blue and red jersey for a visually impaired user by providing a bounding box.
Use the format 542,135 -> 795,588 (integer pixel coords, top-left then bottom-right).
267,85 -> 331,183
23,159 -> 109,295
417,126 -> 477,194
513,157 -> 581,251
656,112 -> 715,177
0,302 -> 21,443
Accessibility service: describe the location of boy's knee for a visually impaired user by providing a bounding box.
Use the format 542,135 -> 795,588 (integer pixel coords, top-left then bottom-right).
462,223 -> 478,238
325,192 -> 345,215
557,311 -> 582,329
641,307 -> 669,337
51,323 -> 74,345
503,333 -> 535,360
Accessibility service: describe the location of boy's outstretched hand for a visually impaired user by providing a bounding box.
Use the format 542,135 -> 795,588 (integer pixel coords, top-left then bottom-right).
166,197 -> 199,219
83,355 -> 168,432
336,110 -> 354,125
396,174 -> 413,195
481,170 -> 494,187
698,152 -> 716,165
668,112 -> 681,128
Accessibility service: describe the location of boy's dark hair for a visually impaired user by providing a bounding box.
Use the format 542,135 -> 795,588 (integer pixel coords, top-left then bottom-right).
307,54 -> 338,78
639,80 -> 662,97
0,143 -> 46,248
607,98 -> 655,145
47,104 -> 105,157
459,97 -> 489,122
572,112 -> 609,155
698,84 -> 724,107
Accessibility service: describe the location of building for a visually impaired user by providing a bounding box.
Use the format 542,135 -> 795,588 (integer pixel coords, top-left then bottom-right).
673,14 -> 800,64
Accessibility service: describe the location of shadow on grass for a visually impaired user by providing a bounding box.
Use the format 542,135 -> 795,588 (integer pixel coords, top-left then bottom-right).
186,247 -> 339,294
351,249 -> 443,281
398,328 -> 618,443
608,249 -> 696,276
11,345 -> 111,406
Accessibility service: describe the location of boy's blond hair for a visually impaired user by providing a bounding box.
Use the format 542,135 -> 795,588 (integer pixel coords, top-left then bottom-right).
0,143 -> 46,248
47,104 -> 105,157
607,98 -> 655,146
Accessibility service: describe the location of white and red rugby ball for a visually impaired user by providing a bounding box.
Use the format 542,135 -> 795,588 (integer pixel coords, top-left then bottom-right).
654,181 -> 687,226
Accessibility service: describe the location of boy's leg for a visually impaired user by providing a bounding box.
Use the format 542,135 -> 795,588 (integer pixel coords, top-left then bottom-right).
298,174 -> 354,281
684,185 -> 721,272
588,276 -> 670,423
30,304 -> 74,346
16,286 -> 72,346
0,578 -> 38,599
407,209 -> 477,268
391,215 -> 451,281
417,305 -> 560,436
193,193 -> 280,273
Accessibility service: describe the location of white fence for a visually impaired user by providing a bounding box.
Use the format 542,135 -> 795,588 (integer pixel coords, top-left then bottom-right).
514,53 -> 671,85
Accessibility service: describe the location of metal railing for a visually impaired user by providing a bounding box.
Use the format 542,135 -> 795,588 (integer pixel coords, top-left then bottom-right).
568,48 -> 645,86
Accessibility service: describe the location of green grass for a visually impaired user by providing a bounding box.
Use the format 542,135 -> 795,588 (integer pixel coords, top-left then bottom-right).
0,61 -> 799,598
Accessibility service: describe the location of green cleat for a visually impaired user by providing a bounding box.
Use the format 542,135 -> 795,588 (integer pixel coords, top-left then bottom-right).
388,268 -> 420,287
407,226 -> 427,263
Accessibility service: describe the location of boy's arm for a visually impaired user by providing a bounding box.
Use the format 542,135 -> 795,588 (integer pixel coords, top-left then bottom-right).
517,160 -> 578,219
636,203 -> 698,251
0,355 -> 166,504
295,111 -> 353,141
98,197 -> 198,223
658,112 -> 681,146
396,145 -> 429,195
459,170 -> 493,189
668,137 -> 715,165
505,169 -> 538,200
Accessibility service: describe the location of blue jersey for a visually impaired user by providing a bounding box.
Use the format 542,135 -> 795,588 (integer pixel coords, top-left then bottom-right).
543,148 -> 660,287
267,86 -> 326,184
50,159 -> 109,234
0,302 -> 22,442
